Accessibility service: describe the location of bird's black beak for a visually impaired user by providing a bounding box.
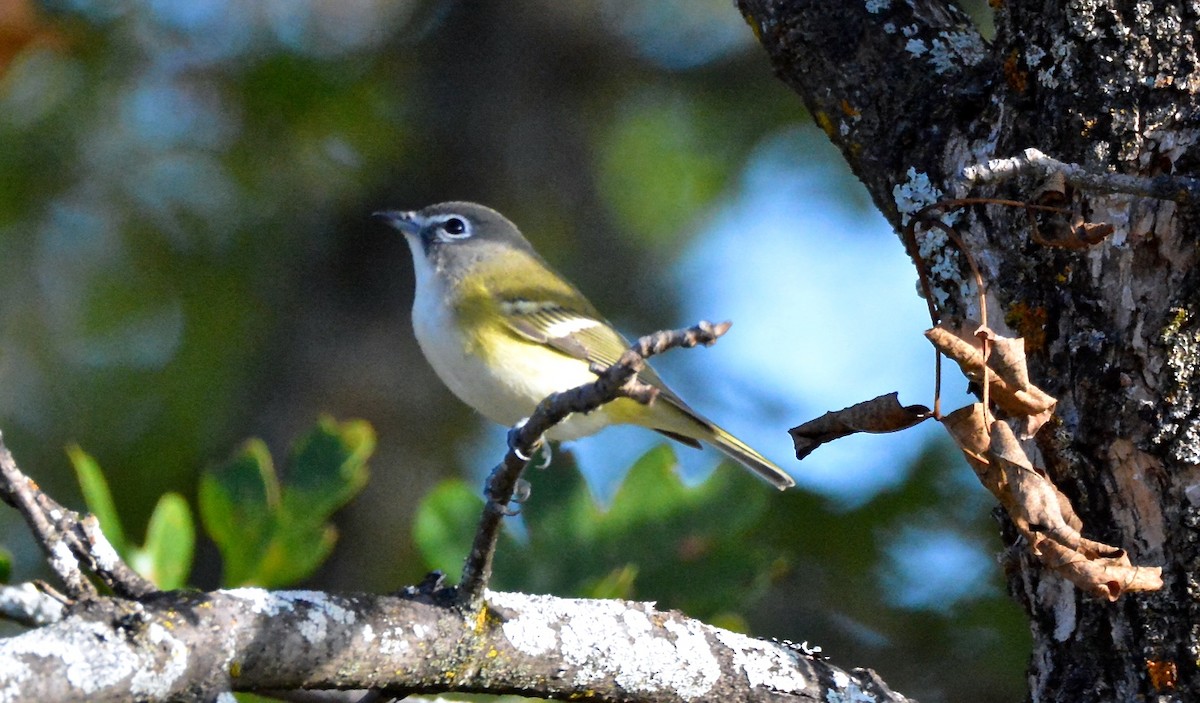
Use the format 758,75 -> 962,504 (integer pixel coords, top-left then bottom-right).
371,209 -> 420,236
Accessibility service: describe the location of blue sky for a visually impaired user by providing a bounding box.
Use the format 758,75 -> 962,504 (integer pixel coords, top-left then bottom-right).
555,124 -> 942,506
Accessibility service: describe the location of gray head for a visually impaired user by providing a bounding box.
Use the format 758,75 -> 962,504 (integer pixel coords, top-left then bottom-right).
373,202 -> 536,277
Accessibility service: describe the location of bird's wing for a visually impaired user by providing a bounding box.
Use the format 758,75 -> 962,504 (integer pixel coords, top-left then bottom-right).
498,297 -> 690,408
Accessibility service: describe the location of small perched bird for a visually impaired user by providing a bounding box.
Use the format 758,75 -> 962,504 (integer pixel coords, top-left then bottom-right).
374,202 -> 794,490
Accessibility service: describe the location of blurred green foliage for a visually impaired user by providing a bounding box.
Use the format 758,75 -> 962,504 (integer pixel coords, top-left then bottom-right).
66,417 -> 370,590
71,445 -> 195,590
0,1 -> 1024,701
199,416 -> 372,588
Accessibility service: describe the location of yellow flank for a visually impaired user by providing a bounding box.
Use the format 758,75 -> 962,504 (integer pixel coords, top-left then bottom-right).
451,276 -> 503,361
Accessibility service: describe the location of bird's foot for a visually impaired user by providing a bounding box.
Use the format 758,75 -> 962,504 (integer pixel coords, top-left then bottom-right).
507,418 -> 545,462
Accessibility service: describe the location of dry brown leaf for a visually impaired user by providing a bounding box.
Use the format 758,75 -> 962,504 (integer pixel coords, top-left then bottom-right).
1070,219 -> 1116,246
930,318 -> 1160,599
978,420 -> 1160,598
1031,220 -> 1115,250
1011,389 -> 1057,438
1055,481 -> 1084,533
941,404 -> 1003,493
925,322 -> 1057,437
1038,539 -> 1164,601
789,392 -> 931,460
989,420 -> 1083,550
985,332 -> 1031,390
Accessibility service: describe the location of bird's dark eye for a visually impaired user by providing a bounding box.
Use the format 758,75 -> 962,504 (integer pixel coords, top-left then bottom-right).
441,217 -> 469,238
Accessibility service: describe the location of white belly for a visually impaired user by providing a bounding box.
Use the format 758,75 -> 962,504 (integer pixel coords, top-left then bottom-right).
410,276 -> 613,441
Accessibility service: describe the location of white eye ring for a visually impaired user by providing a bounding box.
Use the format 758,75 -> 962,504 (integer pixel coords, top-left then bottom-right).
436,216 -> 472,240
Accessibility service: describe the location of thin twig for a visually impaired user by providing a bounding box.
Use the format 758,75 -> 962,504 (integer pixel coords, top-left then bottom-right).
0,431 -> 156,600
456,321 -> 732,607
960,147 -> 1200,203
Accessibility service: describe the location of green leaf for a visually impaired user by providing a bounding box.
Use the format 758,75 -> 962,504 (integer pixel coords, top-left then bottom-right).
198,420 -> 373,588
198,439 -> 278,587
412,480 -> 483,579
281,416 -> 373,523
584,564 -> 638,600
255,521 -> 337,588
597,91 -> 732,248
67,444 -> 126,554
130,493 -> 195,590
0,547 -> 11,583
603,444 -> 689,528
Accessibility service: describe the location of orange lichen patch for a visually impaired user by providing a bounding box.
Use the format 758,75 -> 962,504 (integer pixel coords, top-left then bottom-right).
814,110 -> 837,139
1146,659 -> 1178,691
839,99 -> 860,118
739,10 -> 762,41
1003,48 -> 1028,93
1005,301 -> 1048,352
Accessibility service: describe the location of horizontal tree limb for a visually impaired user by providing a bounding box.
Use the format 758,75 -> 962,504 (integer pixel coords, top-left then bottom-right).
0,586 -> 913,703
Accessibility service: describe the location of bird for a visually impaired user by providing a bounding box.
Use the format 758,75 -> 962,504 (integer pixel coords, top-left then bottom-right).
374,201 -> 794,490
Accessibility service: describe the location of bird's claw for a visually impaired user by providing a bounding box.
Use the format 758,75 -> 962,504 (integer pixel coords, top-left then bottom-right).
508,418 -> 545,462
512,478 -> 532,503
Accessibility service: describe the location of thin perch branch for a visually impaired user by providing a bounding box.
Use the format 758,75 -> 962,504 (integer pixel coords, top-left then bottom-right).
960,147 -> 1200,203
456,320 -> 733,606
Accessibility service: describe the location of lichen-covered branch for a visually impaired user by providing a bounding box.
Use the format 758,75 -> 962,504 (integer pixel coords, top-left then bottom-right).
0,587 -> 913,703
0,431 -> 155,600
959,147 -> 1200,203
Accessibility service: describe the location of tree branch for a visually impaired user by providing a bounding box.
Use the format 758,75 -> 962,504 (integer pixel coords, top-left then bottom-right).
0,431 -> 155,600
0,587 -> 913,703
959,147 -> 1200,203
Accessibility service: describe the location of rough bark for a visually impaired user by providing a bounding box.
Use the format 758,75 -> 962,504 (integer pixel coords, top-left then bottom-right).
736,1 -> 1199,701
0,586 -> 911,703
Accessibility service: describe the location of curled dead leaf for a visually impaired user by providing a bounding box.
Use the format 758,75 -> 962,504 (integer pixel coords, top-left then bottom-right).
942,404 -> 1003,494
989,420 -> 1087,550
926,322 -> 1057,437
1037,538 -> 1164,601
941,403 -> 991,455
939,409 -> 1159,598
1071,220 -> 1115,246
789,392 -> 931,460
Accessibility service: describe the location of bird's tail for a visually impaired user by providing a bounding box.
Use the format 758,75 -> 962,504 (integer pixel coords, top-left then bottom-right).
704,425 -> 795,491
643,395 -> 795,491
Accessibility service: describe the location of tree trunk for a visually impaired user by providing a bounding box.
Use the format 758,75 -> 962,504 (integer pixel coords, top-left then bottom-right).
736,1 -> 1200,700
